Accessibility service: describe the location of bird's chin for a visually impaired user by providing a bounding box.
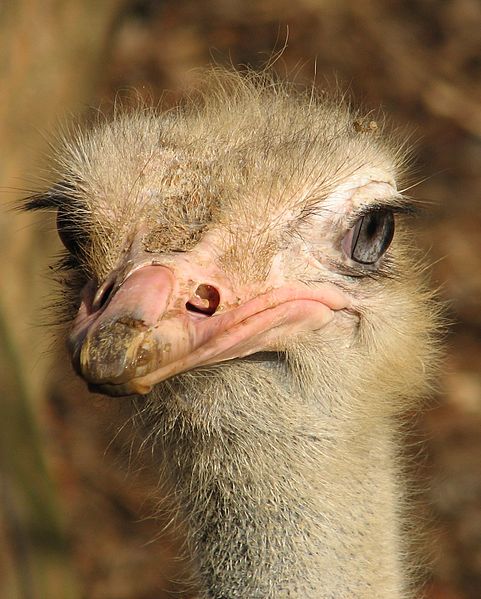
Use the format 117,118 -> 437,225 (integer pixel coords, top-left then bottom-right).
85,351 -> 285,398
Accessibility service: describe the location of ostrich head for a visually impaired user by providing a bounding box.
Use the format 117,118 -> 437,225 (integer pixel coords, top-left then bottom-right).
30,72 -> 435,415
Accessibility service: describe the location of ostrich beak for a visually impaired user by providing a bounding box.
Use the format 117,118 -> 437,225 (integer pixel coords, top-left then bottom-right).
69,263 -> 350,397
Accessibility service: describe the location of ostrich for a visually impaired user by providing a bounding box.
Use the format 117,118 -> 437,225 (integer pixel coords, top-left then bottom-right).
28,70 -> 438,598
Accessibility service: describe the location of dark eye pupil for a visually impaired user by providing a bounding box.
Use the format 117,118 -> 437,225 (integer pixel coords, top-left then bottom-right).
350,209 -> 394,265
366,213 -> 380,238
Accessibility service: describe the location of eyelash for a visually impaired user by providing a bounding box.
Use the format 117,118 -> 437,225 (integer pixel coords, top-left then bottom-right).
346,201 -> 418,229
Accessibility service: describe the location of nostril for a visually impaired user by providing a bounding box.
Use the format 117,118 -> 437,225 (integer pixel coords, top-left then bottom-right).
186,284 -> 220,316
92,279 -> 116,311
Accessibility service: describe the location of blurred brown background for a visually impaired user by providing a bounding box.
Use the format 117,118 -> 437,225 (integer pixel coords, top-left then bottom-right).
1,1 -> 480,598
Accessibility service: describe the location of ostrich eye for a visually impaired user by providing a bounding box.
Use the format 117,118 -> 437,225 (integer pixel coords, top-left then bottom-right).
56,207 -> 87,255
344,209 -> 395,265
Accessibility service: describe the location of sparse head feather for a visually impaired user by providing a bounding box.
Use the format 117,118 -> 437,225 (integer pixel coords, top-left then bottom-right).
30,69 -> 406,274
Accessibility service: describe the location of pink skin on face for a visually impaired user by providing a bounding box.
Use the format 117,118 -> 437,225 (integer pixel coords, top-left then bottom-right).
69,242 -> 351,397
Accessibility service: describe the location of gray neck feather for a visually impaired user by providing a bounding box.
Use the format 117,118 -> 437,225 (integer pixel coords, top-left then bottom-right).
135,353 -> 407,598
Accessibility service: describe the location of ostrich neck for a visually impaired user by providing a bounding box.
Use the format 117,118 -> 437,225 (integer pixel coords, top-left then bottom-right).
152,360 -> 408,599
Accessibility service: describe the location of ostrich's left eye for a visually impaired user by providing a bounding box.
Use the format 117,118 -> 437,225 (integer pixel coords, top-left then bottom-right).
57,206 -> 88,256
343,209 -> 395,265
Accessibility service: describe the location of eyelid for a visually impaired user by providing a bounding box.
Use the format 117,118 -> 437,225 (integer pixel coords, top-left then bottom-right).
346,201 -> 417,229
